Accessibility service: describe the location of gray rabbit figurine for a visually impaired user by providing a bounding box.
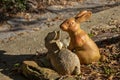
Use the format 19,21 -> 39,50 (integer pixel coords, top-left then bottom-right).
46,31 -> 81,75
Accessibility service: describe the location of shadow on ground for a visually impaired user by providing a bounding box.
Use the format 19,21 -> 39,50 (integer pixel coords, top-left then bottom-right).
0,14 -> 47,32
0,2 -> 119,33
0,50 -> 36,80
47,2 -> 120,13
0,32 -> 57,80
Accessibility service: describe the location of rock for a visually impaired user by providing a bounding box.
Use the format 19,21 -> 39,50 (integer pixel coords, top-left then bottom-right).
32,27 -> 40,31
21,61 -> 60,80
47,5 -> 64,11
0,24 -> 10,31
92,32 -> 120,44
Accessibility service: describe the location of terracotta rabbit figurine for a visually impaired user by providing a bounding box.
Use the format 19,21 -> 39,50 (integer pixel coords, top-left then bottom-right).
60,10 -> 101,64
45,31 -> 81,75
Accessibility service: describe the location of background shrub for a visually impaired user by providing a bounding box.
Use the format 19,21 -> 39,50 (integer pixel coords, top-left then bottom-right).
0,0 -> 26,13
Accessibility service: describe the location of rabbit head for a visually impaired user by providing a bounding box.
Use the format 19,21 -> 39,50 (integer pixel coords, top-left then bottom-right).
60,10 -> 92,32
45,31 -> 63,52
50,31 -> 63,50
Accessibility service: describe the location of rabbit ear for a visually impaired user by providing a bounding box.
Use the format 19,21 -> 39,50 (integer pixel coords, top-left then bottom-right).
57,31 -> 61,40
54,31 -> 61,40
75,10 -> 92,23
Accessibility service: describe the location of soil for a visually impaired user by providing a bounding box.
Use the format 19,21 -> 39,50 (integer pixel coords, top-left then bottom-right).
0,1 -> 120,80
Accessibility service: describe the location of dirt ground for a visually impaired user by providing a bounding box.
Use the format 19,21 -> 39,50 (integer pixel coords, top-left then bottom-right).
0,1 -> 120,80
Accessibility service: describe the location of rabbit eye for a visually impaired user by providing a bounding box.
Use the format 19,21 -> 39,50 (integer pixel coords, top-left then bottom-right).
70,21 -> 74,25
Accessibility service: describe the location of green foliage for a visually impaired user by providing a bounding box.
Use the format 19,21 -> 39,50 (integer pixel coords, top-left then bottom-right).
14,63 -> 20,67
88,33 -> 94,37
103,66 -> 113,75
0,0 -> 27,13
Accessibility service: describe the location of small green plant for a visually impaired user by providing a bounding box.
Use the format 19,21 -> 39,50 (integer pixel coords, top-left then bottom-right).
88,33 -> 94,37
103,66 -> 113,75
14,63 -> 20,67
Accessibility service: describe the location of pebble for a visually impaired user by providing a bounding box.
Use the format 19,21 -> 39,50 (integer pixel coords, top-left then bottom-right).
32,27 -> 40,31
